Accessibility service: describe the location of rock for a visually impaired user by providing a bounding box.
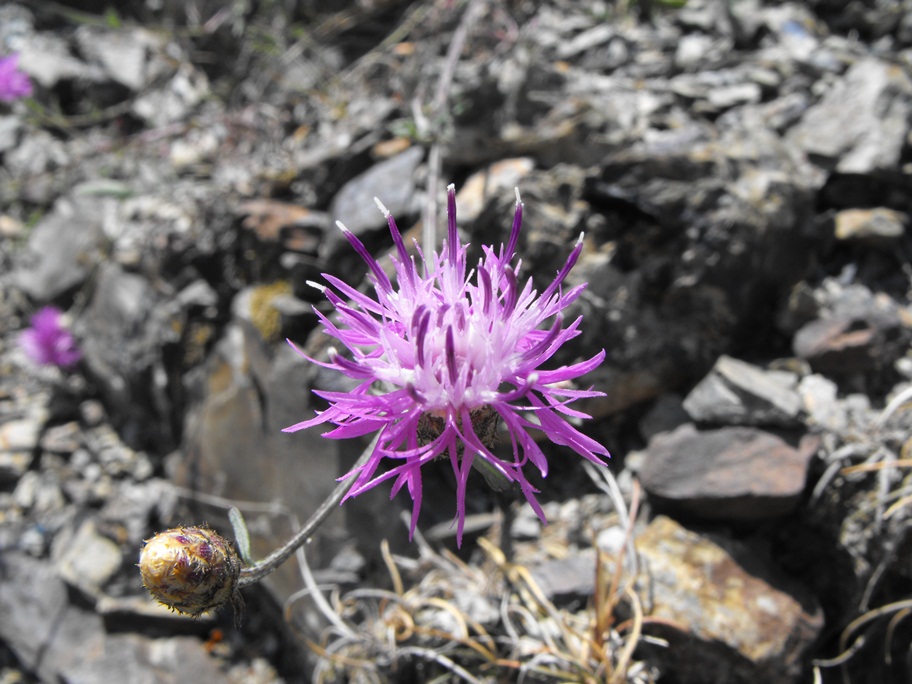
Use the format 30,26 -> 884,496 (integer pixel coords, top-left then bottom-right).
326,145 -> 425,249
556,23 -> 616,59
0,398 -> 48,483
0,550 -> 234,683
675,33 -> 718,70
637,424 -> 818,521
706,81 -> 762,111
12,196 -> 111,301
169,128 -> 221,169
74,26 -> 162,91
682,355 -> 805,427
787,58 -> 912,174
238,199 -> 331,253
791,283 -> 912,379
132,64 -> 209,127
54,518 -> 123,598
634,516 -> 824,684
78,263 -> 180,449
0,114 -> 23,154
833,207 -> 906,243
39,420 -> 82,453
18,32 -> 91,88
797,373 -> 845,432
529,548 -> 596,606
64,633 -> 233,684
12,469 -> 66,517
639,393 -> 690,441
173,321 -> 401,604
0,550 -> 75,682
98,479 -> 178,549
454,157 -> 535,223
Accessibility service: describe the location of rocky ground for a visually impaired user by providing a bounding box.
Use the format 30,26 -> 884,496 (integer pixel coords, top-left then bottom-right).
2,0 -> 912,682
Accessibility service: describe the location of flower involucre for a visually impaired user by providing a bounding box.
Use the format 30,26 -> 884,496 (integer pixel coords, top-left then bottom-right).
285,184 -> 608,545
139,526 -> 241,617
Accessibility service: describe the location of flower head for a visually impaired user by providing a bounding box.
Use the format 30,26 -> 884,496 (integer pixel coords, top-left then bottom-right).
0,54 -> 32,103
19,306 -> 82,369
139,526 -> 242,617
285,184 -> 608,545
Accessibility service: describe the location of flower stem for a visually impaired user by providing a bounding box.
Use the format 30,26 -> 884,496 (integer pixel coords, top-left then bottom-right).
237,434 -> 379,587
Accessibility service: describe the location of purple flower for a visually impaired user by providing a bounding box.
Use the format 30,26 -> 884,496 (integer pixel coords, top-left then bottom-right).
285,184 -> 608,545
0,54 -> 32,103
20,307 -> 81,369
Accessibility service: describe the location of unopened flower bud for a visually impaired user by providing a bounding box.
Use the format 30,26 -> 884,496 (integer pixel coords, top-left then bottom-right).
139,526 -> 241,617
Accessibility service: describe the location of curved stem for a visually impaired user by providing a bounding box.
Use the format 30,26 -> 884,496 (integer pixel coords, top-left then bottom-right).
237,434 -> 379,587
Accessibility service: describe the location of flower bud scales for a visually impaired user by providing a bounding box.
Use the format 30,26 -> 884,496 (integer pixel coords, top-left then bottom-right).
139,526 -> 241,617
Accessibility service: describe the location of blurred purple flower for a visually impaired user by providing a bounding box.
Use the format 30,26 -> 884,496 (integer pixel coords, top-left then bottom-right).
285,184 -> 608,545
0,55 -> 32,102
0,54 -> 32,102
20,307 -> 81,369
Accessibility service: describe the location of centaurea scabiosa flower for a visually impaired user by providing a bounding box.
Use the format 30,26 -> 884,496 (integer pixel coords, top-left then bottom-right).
0,54 -> 32,102
285,184 -> 608,545
19,306 -> 81,369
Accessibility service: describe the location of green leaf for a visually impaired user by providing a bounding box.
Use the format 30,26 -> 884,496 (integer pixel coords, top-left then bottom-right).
228,507 -> 254,566
104,7 -> 122,28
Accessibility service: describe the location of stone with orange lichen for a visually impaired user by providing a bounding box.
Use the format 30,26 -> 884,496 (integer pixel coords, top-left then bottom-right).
633,516 -> 823,684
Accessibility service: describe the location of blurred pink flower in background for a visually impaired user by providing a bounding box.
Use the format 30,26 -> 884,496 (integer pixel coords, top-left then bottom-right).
20,307 -> 81,369
0,54 -> 33,102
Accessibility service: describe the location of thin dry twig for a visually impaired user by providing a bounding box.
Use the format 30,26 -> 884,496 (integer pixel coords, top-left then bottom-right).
421,0 -> 486,257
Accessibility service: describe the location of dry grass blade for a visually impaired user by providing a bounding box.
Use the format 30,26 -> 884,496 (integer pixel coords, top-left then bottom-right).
874,384 -> 912,430
811,598 -> 912,678
841,459 -> 912,475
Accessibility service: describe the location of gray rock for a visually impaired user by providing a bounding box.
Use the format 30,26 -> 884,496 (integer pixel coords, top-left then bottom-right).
637,424 -> 818,521
0,552 -> 232,684
54,518 -> 123,598
18,32 -> 92,88
639,393 -> 690,441
791,282 -> 912,378
74,27 -> 161,91
556,23 -> 616,59
0,551 -> 74,682
132,64 -> 209,127
529,548 -> 597,604
787,58 -> 912,173
0,115 -> 22,154
326,145 -> 425,253
12,196 -> 111,301
3,130 -> 72,204
683,355 -> 804,427
0,394 -> 48,483
12,469 -> 66,517
173,322 -> 393,604
79,263 -> 181,449
64,633 -> 232,684
99,479 -> 177,549
39,420 -> 81,453
797,373 -> 845,432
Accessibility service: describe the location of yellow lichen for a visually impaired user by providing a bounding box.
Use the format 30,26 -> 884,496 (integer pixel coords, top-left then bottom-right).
249,280 -> 292,342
